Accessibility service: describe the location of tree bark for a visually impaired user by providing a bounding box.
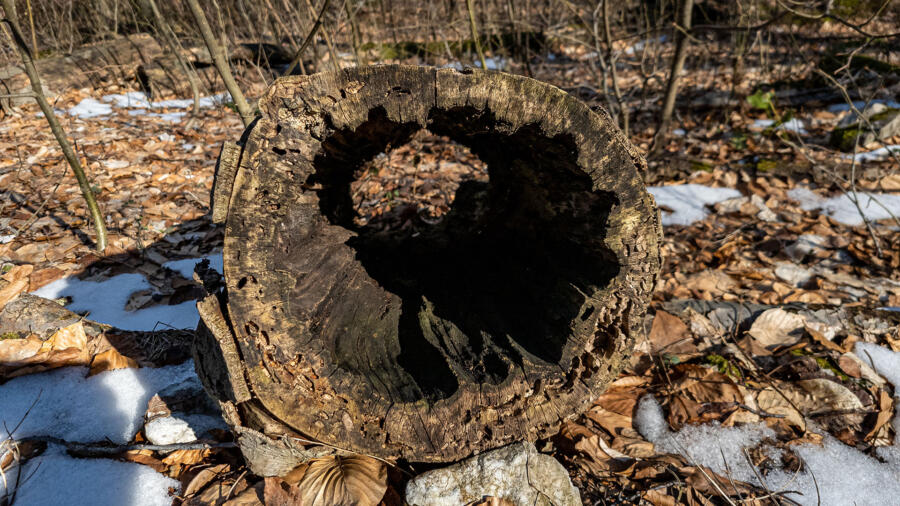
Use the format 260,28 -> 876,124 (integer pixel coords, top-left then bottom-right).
1,0 -> 108,252
197,65 -> 661,464
184,0 -> 254,127
653,0 -> 694,150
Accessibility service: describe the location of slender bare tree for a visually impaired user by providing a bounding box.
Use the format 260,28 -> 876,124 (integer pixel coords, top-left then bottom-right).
653,0 -> 694,151
142,0 -> 202,114
466,0 -> 488,69
184,0 -> 255,127
1,0 -> 108,251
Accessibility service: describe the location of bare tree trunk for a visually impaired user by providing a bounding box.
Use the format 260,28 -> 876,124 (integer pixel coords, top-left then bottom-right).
653,0 -> 693,151
602,0 -> 629,136
143,0 -> 201,114
184,0 -> 254,127
466,0 -> 487,69
285,0 -> 330,76
0,0 -> 108,252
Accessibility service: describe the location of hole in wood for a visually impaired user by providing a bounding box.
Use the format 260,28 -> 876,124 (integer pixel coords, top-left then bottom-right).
349,128 -> 488,231
307,106 -> 622,402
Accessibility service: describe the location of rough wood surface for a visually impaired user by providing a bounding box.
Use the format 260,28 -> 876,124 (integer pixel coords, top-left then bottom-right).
202,65 -> 661,462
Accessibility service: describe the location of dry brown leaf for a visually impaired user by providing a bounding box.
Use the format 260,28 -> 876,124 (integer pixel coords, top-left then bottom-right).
794,378 -> 864,415
294,455 -> 387,506
806,325 -> 844,353
648,311 -> 696,354
756,386 -> 806,433
88,347 -> 139,376
865,389 -> 894,440
184,463 -> 231,497
0,278 -> 29,311
263,477 -> 304,506
163,449 -> 211,466
747,308 -> 805,349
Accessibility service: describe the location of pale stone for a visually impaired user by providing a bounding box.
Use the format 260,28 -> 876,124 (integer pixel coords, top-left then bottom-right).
405,442 -> 580,506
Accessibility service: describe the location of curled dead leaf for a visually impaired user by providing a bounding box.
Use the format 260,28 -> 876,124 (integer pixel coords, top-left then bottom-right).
747,308 -> 805,349
88,347 -> 138,376
292,455 -> 387,506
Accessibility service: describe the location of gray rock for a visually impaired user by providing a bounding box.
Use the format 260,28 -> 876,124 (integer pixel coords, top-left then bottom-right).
144,413 -> 226,445
405,442 -> 580,506
832,103 -> 900,151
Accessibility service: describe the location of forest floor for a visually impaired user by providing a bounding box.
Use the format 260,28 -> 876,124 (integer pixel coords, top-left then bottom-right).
1,28 -> 899,506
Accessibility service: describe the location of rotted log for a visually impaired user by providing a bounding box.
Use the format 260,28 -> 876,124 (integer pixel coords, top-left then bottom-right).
194,65 -> 661,468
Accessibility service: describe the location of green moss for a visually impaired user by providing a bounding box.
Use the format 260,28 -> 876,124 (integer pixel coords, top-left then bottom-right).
756,159 -> 779,172
705,354 -> 741,378
815,357 -> 850,381
1,332 -> 21,340
830,127 -> 863,152
690,160 -> 714,172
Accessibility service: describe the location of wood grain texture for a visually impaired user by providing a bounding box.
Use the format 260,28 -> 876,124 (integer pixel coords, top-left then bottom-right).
202,65 -> 661,462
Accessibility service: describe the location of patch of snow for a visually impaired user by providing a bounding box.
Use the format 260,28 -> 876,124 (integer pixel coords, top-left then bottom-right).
0,360 -> 196,443
648,184 -> 742,226
182,143 -> 195,151
878,307 -> 900,312
788,186 -> 900,226
841,145 -> 900,163
474,57 -> 506,70
635,396 -> 775,483
158,133 -> 175,142
31,273 -> 199,331
67,98 -> 113,119
0,234 -> 14,244
624,35 -> 667,56
778,118 -> 807,134
827,100 -> 900,113
547,52 -> 556,61
672,128 -> 686,136
144,414 -> 225,445
148,112 -> 186,122
634,343 -> 900,505
102,91 -> 152,108
150,93 -> 230,109
162,253 -> 224,280
0,445 -> 178,506
751,118 -> 807,134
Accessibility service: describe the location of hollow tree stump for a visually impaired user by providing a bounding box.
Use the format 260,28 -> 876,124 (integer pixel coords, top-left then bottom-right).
195,65 -> 661,465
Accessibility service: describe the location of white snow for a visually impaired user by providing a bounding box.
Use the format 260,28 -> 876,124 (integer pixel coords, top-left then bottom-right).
162,254 -> 224,280
827,100 -> 900,113
672,128 -> 686,136
0,360 -> 197,443
634,342 -> 900,505
32,273 -> 200,331
102,91 -> 230,110
0,362 -> 201,505
788,186 -> 900,226
623,35 -> 667,56
0,234 -> 14,244
29,254 -> 223,331
102,92 -> 152,109
474,57 -> 507,70
751,118 -> 807,134
635,397 -> 775,483
67,98 -> 113,119
841,145 -> 900,162
648,184 -> 743,226
0,445 -> 179,506
148,111 -> 187,122
777,118 -> 807,134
